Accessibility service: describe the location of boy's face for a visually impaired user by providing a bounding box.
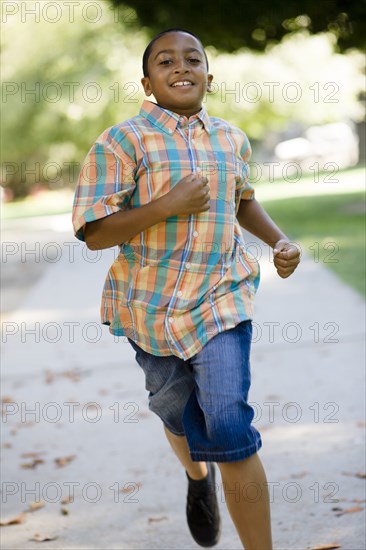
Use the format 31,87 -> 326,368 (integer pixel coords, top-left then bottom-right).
141,32 -> 213,117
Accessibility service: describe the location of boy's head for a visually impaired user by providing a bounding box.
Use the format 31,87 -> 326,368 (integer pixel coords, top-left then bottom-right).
141,28 -> 213,118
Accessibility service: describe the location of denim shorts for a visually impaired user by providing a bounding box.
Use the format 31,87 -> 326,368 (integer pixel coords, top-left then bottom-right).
127,320 -> 262,462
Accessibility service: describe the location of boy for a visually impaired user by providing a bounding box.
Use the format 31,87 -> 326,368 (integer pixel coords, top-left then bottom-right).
72,28 -> 300,549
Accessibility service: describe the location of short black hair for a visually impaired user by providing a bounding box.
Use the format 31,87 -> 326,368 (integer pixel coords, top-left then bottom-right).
142,28 -> 209,77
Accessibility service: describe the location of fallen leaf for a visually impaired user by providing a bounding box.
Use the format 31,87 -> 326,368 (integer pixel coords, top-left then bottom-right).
311,544 -> 341,550
61,496 -> 73,505
61,370 -> 81,382
1,396 -> 15,403
27,501 -> 45,512
20,459 -> 45,469
67,397 -> 78,403
21,452 -> 46,459
30,533 -> 58,542
2,443 -> 12,449
120,482 -> 142,494
290,471 -> 309,479
351,499 -> 366,503
148,516 -> 168,523
356,421 -> 366,428
334,506 -> 364,517
44,370 -> 55,384
0,513 -> 26,526
54,455 -> 76,468
341,471 -> 366,479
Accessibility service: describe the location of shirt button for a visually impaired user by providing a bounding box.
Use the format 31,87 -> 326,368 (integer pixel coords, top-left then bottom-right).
186,262 -> 191,270
177,291 -> 183,297
169,317 -> 174,323
193,231 -> 199,237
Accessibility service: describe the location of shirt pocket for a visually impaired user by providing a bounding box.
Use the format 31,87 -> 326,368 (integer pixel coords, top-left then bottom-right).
134,159 -> 193,204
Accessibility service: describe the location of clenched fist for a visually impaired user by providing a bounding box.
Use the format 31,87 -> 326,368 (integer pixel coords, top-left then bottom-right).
273,239 -> 301,278
167,172 -> 210,216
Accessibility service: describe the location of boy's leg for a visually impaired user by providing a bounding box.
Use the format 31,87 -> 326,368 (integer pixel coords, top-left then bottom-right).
163,424 -> 208,480
182,321 -> 273,549
217,453 -> 272,550
164,426 -> 272,549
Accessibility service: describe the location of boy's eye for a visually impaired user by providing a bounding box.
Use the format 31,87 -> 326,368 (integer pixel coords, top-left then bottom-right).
159,58 -> 201,66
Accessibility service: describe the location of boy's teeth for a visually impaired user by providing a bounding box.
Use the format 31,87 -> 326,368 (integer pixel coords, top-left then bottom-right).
172,81 -> 193,87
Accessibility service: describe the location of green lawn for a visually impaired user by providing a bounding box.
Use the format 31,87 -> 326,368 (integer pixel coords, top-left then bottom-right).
262,191 -> 366,296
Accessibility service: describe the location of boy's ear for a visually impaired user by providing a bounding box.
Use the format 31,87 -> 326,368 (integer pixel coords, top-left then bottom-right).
141,76 -> 152,96
206,73 -> 214,92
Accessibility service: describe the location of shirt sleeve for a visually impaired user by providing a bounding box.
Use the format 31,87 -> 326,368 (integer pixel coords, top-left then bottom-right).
72,139 -> 137,242
235,131 -> 255,203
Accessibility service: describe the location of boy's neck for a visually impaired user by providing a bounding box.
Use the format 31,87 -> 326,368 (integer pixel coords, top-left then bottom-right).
156,102 -> 202,119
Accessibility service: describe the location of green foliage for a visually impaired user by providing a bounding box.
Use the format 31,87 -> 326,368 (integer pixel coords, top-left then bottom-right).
262,189 -> 366,296
112,0 -> 366,52
1,2 -> 364,198
1,4 -> 146,197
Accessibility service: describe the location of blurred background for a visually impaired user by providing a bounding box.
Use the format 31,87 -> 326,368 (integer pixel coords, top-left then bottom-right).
1,3 -> 365,548
1,0 -> 365,295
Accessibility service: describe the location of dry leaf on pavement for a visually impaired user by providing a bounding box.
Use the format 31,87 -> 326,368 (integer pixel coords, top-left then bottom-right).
30,533 -> 58,542
21,452 -> 46,459
148,516 -> 168,523
311,544 -> 341,550
20,459 -> 45,469
1,396 -> 15,403
61,495 -> 74,504
0,513 -> 26,526
54,455 -> 76,468
27,501 -> 45,512
120,482 -> 142,494
334,506 -> 364,517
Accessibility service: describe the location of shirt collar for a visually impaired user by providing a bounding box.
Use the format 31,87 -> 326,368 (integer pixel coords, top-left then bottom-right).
140,100 -> 211,135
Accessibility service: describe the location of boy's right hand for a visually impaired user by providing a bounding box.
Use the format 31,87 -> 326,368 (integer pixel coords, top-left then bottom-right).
166,172 -> 210,216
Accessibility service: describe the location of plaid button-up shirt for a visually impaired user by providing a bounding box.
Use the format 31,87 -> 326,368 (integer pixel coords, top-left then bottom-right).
72,100 -> 260,360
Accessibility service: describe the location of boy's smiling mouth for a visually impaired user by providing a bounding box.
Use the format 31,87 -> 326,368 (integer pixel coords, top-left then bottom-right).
171,80 -> 194,87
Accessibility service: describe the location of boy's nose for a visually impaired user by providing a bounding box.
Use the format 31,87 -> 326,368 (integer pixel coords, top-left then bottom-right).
174,59 -> 190,73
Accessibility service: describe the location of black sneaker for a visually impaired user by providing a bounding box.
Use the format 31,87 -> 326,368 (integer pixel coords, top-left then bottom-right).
186,463 -> 221,547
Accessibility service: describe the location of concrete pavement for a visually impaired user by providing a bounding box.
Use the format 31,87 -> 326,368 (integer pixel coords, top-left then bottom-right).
1,214 -> 365,549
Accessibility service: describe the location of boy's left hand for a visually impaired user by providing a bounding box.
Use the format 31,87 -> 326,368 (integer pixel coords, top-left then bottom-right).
273,239 -> 301,278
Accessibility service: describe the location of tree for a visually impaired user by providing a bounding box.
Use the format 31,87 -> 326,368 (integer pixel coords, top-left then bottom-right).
111,0 -> 366,52
0,5 -> 146,198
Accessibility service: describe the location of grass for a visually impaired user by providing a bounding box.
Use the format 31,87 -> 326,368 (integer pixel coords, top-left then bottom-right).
262,191 -> 366,296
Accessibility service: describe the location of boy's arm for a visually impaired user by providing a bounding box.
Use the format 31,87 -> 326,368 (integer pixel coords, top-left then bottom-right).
84,194 -> 173,250
84,172 -> 210,250
237,198 -> 300,278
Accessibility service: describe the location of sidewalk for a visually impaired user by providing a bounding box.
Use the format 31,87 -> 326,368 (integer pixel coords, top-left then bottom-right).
1,217 -> 365,549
